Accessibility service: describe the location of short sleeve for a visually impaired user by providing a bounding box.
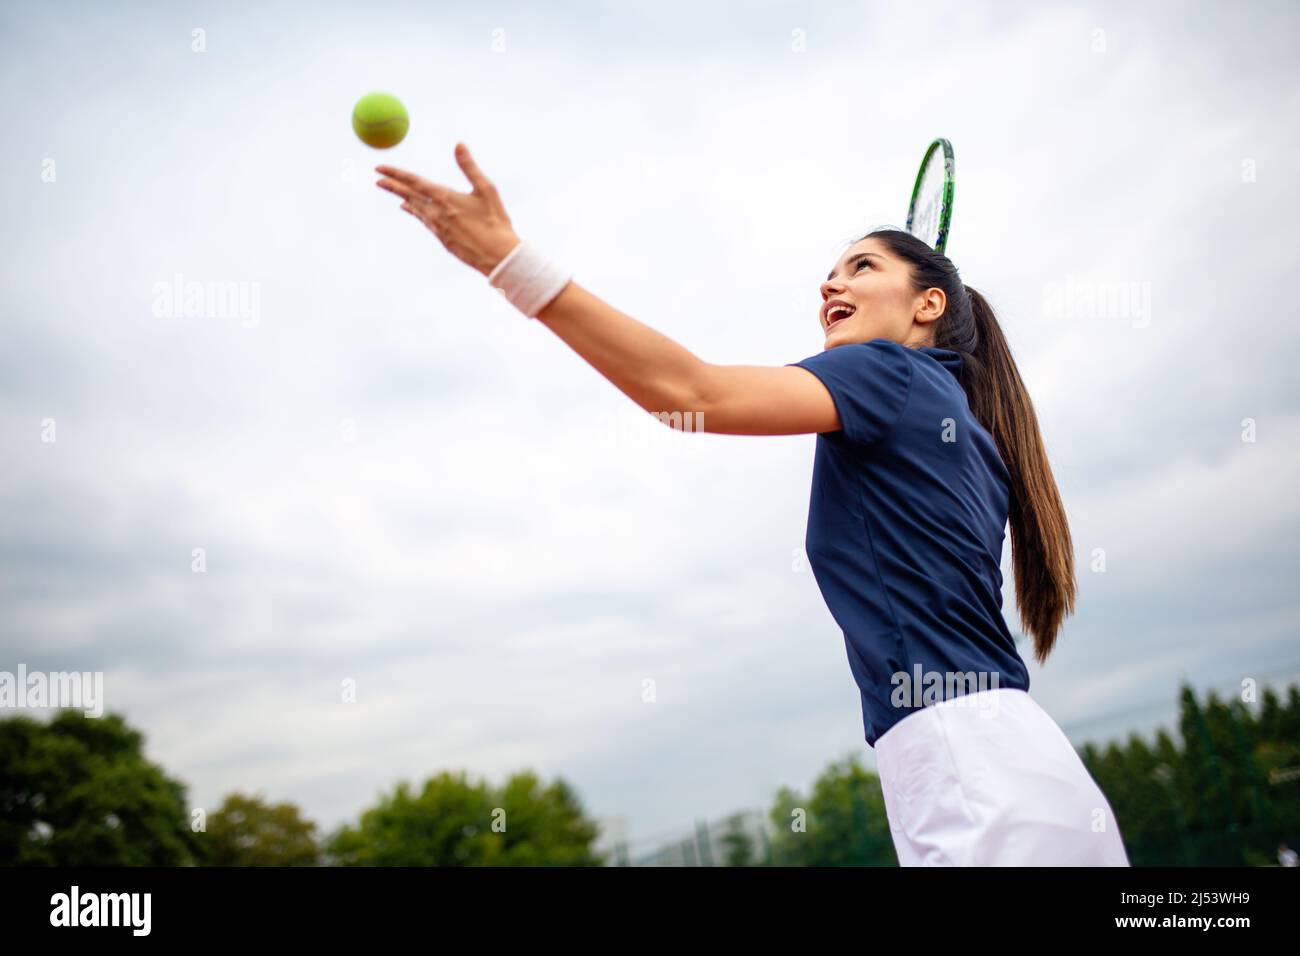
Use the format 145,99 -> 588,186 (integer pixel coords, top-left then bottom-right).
785,339 -> 913,445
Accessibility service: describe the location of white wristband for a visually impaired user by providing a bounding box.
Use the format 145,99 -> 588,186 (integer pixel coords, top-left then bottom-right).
487,239 -> 572,318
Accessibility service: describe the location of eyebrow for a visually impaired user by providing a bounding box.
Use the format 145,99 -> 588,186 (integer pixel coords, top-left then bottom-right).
827,252 -> 881,282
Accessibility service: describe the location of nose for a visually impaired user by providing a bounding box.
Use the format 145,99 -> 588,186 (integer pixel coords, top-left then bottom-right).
820,278 -> 843,300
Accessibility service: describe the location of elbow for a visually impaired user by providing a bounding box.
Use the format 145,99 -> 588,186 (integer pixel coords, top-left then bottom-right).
646,362 -> 713,434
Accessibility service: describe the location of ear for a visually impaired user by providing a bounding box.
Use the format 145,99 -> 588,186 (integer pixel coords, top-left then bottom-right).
915,287 -> 947,323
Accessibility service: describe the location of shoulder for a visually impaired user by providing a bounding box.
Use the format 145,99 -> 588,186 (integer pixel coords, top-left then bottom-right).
786,339 -> 914,446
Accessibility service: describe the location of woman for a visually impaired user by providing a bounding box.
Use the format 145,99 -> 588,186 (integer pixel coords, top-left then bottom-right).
375,144 -> 1130,867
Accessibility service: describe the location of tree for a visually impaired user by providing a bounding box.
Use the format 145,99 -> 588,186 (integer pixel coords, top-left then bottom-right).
0,710 -> 202,865
768,752 -> 896,866
1082,681 -> 1300,866
324,768 -> 603,866
200,792 -> 321,866
718,811 -> 758,866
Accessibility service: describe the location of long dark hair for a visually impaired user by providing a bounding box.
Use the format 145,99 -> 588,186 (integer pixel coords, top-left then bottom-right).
861,228 -> 1075,664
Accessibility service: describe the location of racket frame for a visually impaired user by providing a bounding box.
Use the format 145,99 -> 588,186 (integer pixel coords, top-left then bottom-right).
905,137 -> 955,255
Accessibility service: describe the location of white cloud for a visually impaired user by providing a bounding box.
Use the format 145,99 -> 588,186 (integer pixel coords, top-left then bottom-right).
1,0 -> 1297,845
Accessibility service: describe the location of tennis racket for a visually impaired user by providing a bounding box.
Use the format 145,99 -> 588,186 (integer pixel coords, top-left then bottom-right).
905,138 -> 955,255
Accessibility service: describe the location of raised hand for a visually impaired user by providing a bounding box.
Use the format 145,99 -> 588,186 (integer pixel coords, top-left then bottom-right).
375,142 -> 521,276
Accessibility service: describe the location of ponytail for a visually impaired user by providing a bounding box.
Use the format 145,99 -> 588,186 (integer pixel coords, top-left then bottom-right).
854,228 -> 1076,663
961,284 -> 1076,663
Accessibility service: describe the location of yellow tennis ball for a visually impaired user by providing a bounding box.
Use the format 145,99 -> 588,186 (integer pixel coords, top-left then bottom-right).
351,92 -> 409,149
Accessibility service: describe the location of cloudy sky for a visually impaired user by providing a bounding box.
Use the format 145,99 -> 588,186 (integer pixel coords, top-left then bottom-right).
2,0 -> 1298,854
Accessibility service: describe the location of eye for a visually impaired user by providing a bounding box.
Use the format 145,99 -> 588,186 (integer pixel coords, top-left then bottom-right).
855,258 -> 872,271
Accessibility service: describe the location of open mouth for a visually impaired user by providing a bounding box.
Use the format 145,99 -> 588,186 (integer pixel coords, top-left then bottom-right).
825,304 -> 856,330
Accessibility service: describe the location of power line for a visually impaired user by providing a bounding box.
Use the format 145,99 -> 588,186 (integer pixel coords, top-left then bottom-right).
1058,658 -> 1300,739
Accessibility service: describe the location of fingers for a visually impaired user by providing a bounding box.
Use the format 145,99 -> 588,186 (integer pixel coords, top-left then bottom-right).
375,148 -> 506,262
377,178 -> 446,232
376,177 -> 422,203
399,195 -> 437,226
374,165 -> 454,204
397,196 -> 448,241
453,142 -> 503,209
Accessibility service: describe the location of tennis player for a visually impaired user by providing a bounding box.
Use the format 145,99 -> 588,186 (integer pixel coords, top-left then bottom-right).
375,144 -> 1130,867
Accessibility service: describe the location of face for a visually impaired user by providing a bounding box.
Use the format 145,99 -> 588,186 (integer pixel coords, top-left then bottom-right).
818,237 -> 946,349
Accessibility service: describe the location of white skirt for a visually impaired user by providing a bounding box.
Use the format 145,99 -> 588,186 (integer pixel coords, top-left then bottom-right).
873,687 -> 1130,866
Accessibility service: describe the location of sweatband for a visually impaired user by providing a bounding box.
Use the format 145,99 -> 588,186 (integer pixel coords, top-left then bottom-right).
487,239 -> 572,318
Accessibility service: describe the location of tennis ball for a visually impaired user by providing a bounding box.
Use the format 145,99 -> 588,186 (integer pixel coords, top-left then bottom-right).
351,92 -> 409,149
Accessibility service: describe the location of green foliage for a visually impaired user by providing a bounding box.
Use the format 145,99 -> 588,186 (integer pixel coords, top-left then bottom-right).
0,709 -> 203,865
199,792 -> 322,866
1084,682 -> 1300,867
324,768 -> 604,866
767,753 -> 897,866
718,811 -> 758,866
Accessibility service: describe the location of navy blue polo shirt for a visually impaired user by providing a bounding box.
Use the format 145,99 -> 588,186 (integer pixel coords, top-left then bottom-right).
787,338 -> 1030,746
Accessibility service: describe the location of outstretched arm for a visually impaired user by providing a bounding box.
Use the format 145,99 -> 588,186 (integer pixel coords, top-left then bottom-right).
375,144 -> 841,437
535,282 -> 840,436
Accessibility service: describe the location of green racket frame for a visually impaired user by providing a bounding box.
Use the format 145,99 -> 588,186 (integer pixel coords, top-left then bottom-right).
905,137 -> 955,255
